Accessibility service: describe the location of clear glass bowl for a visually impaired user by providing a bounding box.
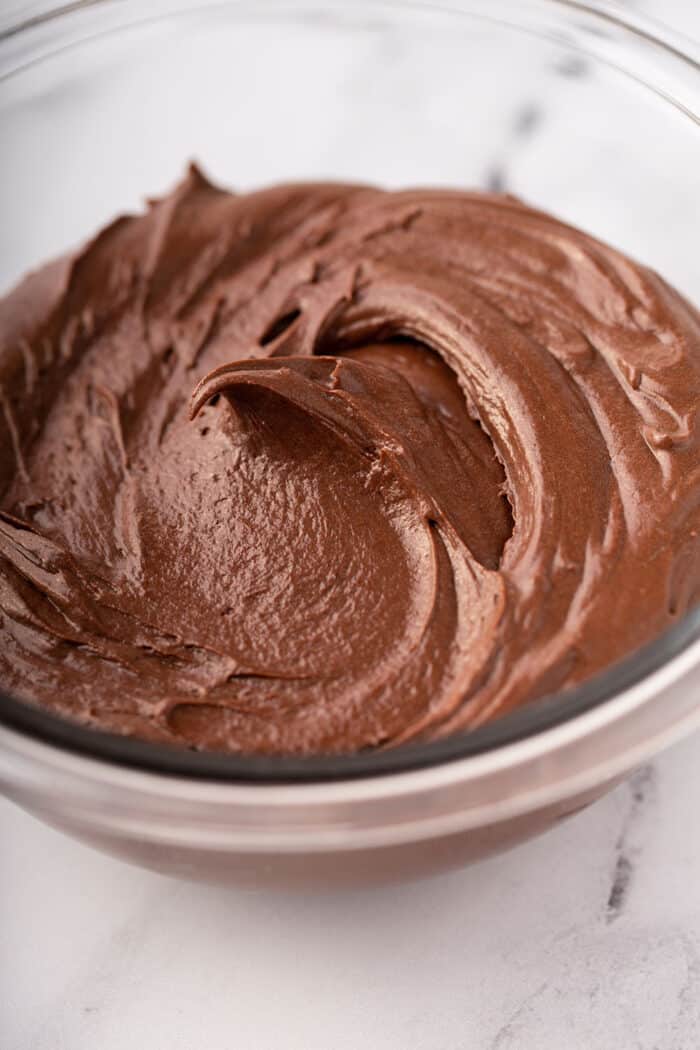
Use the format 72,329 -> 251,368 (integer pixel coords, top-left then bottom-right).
1,0 -> 700,886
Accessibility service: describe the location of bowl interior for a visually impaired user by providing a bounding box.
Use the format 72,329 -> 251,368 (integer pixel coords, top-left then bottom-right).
0,0 -> 699,779
2,1 -> 699,298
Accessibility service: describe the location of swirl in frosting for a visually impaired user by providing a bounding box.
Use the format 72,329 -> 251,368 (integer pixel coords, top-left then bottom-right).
1,166 -> 699,754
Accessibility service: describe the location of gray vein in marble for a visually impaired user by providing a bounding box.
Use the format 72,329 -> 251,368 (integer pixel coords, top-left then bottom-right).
606,765 -> 657,924
513,103 -> 543,140
485,165 -> 509,193
483,94 -> 548,193
552,54 -> 590,79
669,935 -> 700,1043
489,982 -> 550,1050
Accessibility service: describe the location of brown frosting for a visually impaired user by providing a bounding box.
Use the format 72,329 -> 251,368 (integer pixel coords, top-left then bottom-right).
1,165 -> 700,755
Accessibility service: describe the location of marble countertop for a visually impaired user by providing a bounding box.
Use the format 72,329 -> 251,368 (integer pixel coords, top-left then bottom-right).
3,2 -> 700,1048
5,735 -> 700,1050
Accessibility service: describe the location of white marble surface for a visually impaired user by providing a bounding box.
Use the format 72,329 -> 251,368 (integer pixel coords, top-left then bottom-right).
5,737 -> 700,1050
3,2 -> 700,1048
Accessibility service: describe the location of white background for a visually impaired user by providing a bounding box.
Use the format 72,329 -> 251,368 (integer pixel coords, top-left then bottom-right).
2,2 -> 700,1048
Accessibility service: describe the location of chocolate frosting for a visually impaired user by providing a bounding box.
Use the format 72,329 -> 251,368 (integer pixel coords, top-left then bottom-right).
1,166 -> 700,755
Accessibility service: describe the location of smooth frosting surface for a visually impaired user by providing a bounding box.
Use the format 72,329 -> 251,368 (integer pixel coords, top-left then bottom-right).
1,167 -> 700,754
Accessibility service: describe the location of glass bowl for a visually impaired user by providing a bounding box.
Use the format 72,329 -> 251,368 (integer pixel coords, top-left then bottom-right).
1,0 -> 700,887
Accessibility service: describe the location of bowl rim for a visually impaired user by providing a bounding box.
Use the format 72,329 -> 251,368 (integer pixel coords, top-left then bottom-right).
0,0 -> 699,785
